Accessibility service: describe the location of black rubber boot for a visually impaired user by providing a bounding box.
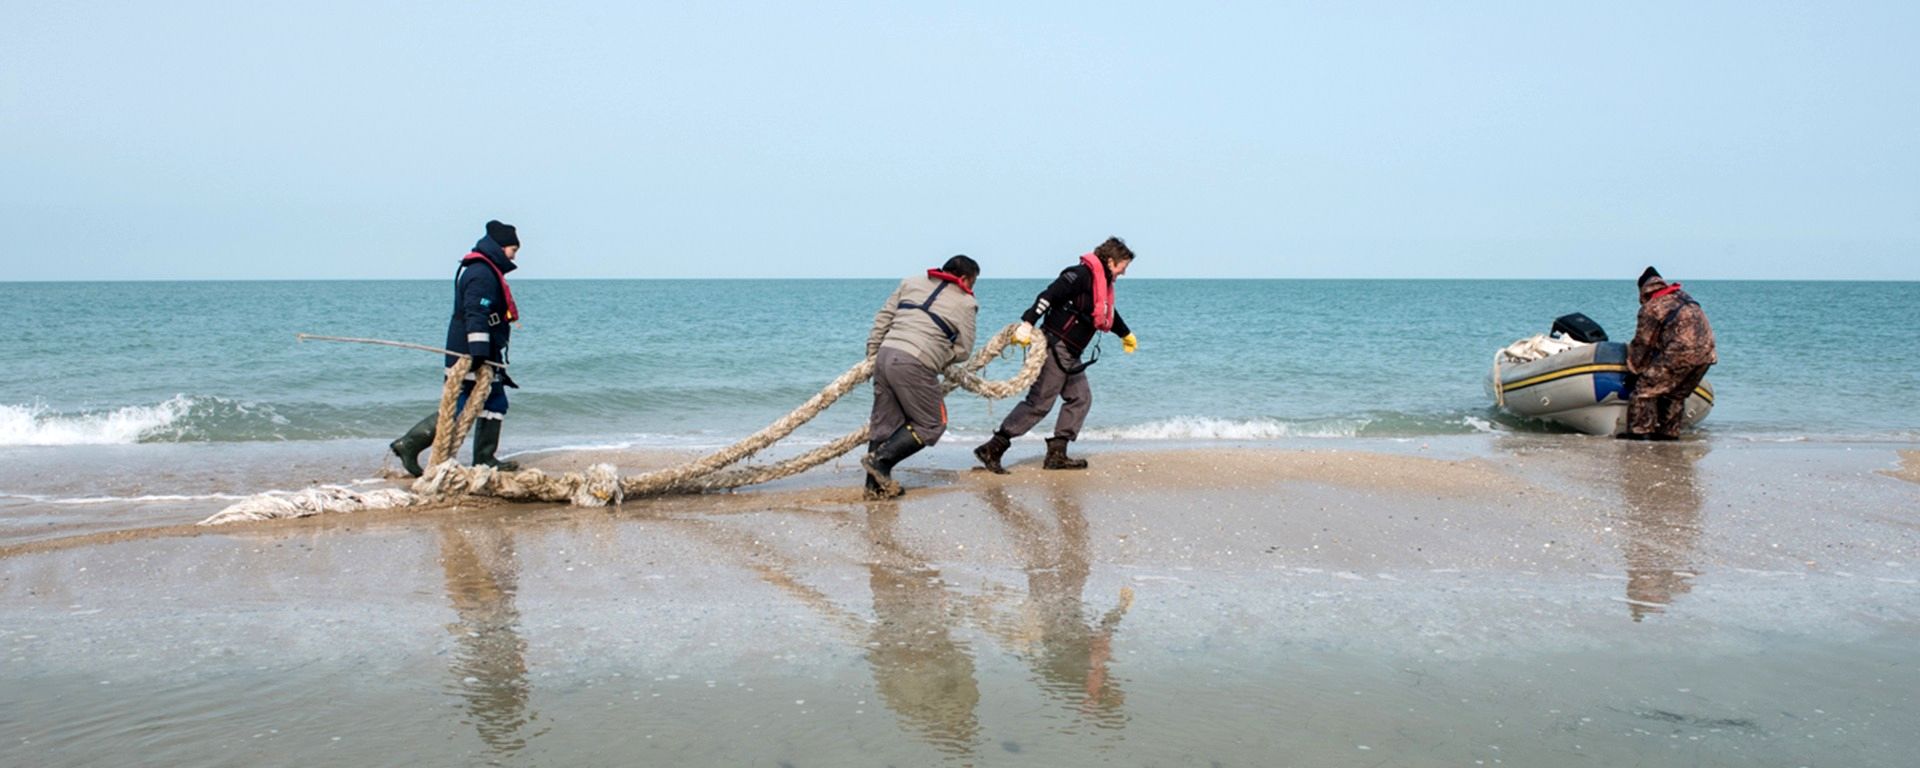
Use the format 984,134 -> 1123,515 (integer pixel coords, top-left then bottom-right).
862,426 -> 924,498
389,415 -> 437,477
973,431 -> 1012,474
863,438 -> 887,497
1043,437 -> 1088,470
472,419 -> 521,471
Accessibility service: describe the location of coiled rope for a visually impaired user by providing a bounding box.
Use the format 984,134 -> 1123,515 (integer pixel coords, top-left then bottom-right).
201,324 -> 1046,524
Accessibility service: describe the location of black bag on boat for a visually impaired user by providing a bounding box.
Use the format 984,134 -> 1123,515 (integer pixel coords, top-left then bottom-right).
1551,313 -> 1608,343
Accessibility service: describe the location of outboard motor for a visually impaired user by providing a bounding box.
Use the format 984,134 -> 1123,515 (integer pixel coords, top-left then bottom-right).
1551,312 -> 1608,343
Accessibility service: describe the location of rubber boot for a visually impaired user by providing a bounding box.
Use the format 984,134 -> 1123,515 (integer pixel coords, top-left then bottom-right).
862,426 -> 925,498
389,415 -> 437,477
973,431 -> 1012,475
472,419 -> 521,471
1043,437 -> 1088,470
862,438 -> 887,497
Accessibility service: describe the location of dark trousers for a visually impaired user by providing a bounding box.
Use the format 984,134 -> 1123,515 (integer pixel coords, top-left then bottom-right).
869,347 -> 947,447
996,338 -> 1092,441
451,368 -> 510,420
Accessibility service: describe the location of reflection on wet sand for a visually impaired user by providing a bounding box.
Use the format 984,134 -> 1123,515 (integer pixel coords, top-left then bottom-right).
437,521 -> 538,757
977,485 -> 1132,729
670,489 -> 1135,755
864,502 -> 983,754
1617,443 -> 1709,621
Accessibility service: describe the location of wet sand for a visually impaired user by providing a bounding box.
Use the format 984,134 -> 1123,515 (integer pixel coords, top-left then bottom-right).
2,437 -> 1917,766
1884,450 -> 1920,485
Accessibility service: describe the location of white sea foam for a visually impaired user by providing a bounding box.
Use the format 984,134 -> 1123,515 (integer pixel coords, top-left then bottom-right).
46,493 -> 259,505
0,396 -> 195,447
1081,416 -> 1362,441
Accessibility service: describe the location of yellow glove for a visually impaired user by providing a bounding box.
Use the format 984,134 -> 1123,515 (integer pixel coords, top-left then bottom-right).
1122,333 -> 1138,354
1012,322 -> 1034,347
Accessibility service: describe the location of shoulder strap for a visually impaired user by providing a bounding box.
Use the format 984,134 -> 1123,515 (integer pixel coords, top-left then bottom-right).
1661,297 -> 1698,328
897,281 -> 959,343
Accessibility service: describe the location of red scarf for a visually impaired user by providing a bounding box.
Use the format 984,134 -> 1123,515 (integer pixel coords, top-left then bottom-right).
1649,282 -> 1682,301
462,252 -> 519,322
1078,253 -> 1116,332
926,268 -> 973,295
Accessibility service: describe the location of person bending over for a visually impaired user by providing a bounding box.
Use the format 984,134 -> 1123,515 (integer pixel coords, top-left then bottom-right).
1622,266 -> 1716,440
862,255 -> 981,497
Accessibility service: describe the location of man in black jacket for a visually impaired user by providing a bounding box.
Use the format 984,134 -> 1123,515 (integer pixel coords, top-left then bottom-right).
973,238 -> 1138,473
390,220 -> 525,476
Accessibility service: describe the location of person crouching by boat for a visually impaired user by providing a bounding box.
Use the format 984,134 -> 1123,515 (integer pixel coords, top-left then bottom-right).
862,255 -> 981,498
390,220 -> 526,475
1622,266 -> 1716,441
973,238 -> 1138,473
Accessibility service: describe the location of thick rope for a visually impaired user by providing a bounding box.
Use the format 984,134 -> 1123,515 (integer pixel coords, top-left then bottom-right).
429,360 -> 493,467
414,322 -> 1046,502
680,326 -> 1047,493
201,323 -> 1048,524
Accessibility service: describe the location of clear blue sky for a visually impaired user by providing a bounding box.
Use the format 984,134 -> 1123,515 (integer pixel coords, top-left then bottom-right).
4,2 -> 1915,280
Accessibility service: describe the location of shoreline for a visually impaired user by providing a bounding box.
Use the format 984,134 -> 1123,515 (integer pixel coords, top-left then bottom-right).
2,435 -> 1917,551
2,437 -> 1917,766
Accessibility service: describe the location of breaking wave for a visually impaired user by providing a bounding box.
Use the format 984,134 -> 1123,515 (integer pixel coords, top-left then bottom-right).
1078,411 -> 1538,441
1082,416 -> 1365,441
1,397 -> 194,446
0,395 -> 298,446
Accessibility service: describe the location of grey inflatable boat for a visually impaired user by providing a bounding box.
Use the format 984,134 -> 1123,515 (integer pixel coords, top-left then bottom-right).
1488,314 -> 1713,436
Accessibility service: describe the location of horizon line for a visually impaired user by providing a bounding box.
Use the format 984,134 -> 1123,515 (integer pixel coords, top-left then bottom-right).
4,276 -> 1916,284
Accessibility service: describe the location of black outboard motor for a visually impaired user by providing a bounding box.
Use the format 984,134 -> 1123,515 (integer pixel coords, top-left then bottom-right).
1551,313 -> 1608,343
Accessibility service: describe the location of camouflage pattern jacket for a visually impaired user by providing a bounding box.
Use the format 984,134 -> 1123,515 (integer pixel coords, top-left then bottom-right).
1628,285 -> 1717,374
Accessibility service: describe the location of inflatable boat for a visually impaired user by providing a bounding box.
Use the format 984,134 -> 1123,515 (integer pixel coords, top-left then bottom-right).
1488,313 -> 1713,436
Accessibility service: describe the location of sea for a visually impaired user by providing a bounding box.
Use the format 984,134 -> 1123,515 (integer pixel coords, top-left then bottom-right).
6,279 -> 1919,768
5,279 -> 1916,457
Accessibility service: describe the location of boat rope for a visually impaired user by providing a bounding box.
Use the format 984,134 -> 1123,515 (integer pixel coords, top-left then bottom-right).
200,324 -> 1047,524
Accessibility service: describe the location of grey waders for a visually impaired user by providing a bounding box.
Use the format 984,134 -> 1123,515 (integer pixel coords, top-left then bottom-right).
862,425 -> 925,499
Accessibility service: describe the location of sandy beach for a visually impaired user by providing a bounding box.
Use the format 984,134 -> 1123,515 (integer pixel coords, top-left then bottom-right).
2,436 -> 1917,766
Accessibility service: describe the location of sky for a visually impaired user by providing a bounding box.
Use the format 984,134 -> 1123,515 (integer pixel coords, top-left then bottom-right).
3,1 -> 1916,280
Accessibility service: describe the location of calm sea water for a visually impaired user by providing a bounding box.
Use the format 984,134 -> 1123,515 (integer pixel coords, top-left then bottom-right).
5,279 -> 1917,449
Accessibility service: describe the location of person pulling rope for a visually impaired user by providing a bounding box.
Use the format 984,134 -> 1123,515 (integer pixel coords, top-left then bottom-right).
200,323 -> 1046,525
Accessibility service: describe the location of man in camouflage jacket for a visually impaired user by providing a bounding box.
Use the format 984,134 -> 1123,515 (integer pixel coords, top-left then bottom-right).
1624,266 -> 1717,440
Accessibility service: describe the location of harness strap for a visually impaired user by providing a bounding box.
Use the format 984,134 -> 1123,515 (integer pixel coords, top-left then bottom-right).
898,281 -> 959,344
1660,297 -> 1698,328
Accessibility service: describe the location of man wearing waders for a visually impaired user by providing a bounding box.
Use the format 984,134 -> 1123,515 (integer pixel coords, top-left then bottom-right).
973,238 -> 1137,473
862,255 -> 981,498
389,220 -> 525,475
1622,266 -> 1716,440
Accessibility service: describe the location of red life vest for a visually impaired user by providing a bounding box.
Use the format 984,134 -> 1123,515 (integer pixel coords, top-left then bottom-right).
1078,253 -> 1116,332
461,252 -> 519,323
925,268 -> 973,294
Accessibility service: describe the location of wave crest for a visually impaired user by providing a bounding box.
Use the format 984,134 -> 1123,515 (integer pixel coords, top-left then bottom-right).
0,397 -> 192,446
1081,416 -> 1365,441
0,395 -> 291,446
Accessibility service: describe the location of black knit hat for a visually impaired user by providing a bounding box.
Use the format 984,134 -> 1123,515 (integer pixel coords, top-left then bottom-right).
486,220 -> 519,248
1638,266 -> 1662,287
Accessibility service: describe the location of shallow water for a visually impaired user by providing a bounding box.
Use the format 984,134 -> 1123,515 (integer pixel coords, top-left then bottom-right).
2,436 -> 1916,766
7,280 -> 1918,456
